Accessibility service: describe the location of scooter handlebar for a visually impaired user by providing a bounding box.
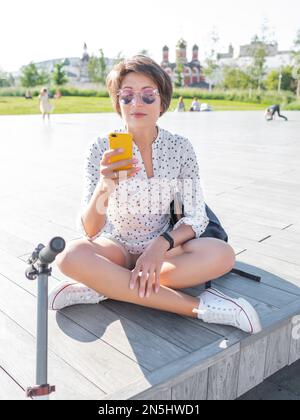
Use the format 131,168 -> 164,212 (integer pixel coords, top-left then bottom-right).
39,237 -> 66,265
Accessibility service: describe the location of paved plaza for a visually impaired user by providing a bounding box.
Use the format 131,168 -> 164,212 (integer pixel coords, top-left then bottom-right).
0,111 -> 300,399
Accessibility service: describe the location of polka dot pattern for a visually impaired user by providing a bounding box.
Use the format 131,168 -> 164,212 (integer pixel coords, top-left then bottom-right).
76,127 -> 209,254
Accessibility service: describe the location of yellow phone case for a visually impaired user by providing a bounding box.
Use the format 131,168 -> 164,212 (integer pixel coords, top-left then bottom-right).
108,132 -> 133,171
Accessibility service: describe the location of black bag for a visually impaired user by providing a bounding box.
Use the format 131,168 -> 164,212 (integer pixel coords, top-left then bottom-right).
169,193 -> 260,284
169,193 -> 228,242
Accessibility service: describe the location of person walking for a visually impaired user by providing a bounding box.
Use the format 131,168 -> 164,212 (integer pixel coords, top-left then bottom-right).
39,87 -> 53,120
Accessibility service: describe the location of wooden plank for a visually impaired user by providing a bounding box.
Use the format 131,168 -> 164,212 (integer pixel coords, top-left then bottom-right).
0,199 -> 77,249
0,273 -> 146,395
214,273 -> 298,308
234,252 -> 300,293
228,221 -> 282,243
265,230 -> 300,247
246,240 -> 300,267
0,248 -> 60,295
264,324 -> 292,378
211,193 -> 299,222
0,311 -> 105,400
289,315 -> 300,365
0,368 -> 25,400
171,369 -> 208,400
207,352 -> 240,400
105,340 -> 241,400
103,300 -> 223,353
237,336 -> 268,397
61,304 -> 188,372
0,228 -> 34,258
287,224 -> 300,234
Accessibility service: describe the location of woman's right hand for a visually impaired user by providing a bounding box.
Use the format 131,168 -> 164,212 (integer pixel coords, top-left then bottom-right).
100,149 -> 141,186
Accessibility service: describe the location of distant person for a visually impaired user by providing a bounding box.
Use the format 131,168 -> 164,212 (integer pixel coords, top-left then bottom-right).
38,87 -> 53,120
54,89 -> 62,99
190,97 -> 201,112
200,103 -> 212,112
175,96 -> 185,112
265,104 -> 288,121
24,90 -> 32,99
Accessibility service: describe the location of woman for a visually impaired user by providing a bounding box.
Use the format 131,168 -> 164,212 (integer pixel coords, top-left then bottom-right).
175,96 -> 185,112
49,56 -> 261,334
39,87 -> 53,120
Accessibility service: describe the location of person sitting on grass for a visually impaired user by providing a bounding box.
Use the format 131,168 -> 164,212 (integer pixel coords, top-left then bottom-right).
48,55 -> 262,335
189,97 -> 201,112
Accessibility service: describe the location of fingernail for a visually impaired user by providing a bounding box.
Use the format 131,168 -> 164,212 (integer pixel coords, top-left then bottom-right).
146,292 -> 150,298
118,148 -> 124,152
130,283 -> 134,290
139,292 -> 144,298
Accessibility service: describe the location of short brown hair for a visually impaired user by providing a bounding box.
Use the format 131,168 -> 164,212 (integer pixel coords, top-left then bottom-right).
106,55 -> 173,116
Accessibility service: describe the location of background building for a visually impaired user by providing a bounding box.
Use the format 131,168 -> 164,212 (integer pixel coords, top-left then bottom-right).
161,39 -> 209,88
217,40 -> 293,71
17,44 -> 114,87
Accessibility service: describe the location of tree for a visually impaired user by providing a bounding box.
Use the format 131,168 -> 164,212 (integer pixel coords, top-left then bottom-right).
0,69 -> 14,87
265,67 -> 294,92
113,51 -> 125,65
138,49 -> 150,57
20,63 -> 40,87
53,63 -> 68,86
292,29 -> 300,98
222,66 -> 250,89
247,35 -> 268,91
203,29 -> 220,91
38,70 -> 50,86
88,49 -> 107,84
174,62 -> 184,88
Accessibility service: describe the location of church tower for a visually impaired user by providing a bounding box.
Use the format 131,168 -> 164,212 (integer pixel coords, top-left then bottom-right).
176,39 -> 187,63
79,42 -> 90,83
192,44 -> 199,63
162,45 -> 170,65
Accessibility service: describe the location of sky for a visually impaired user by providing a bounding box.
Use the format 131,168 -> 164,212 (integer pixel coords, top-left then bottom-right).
1,0 -> 300,72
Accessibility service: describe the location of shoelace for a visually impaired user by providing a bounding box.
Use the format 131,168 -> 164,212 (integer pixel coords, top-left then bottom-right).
203,307 -> 239,324
194,299 -> 240,324
64,286 -> 100,305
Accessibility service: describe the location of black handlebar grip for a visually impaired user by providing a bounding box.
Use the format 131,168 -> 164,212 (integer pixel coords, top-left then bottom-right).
39,237 -> 66,265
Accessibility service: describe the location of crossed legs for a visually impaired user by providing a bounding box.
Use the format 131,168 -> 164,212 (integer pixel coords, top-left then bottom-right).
55,236 -> 236,318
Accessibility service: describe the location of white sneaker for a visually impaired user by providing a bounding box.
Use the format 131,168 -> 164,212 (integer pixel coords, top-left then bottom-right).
48,281 -> 107,311
193,288 -> 262,334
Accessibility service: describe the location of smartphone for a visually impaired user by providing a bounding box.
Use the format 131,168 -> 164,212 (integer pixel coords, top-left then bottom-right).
108,132 -> 133,171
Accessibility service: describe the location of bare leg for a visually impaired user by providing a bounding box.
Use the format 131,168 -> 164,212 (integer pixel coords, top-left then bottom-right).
56,237 -> 235,318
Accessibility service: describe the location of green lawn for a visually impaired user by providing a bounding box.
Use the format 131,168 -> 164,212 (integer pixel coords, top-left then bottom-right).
0,96 -> 269,115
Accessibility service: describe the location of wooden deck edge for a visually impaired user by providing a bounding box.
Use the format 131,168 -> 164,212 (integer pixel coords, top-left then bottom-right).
104,299 -> 300,400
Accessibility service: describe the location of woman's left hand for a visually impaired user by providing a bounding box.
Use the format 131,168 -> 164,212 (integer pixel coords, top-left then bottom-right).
129,237 -> 169,298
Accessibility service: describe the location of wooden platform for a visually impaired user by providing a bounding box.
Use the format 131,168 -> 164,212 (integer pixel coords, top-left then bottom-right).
0,112 -> 299,400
